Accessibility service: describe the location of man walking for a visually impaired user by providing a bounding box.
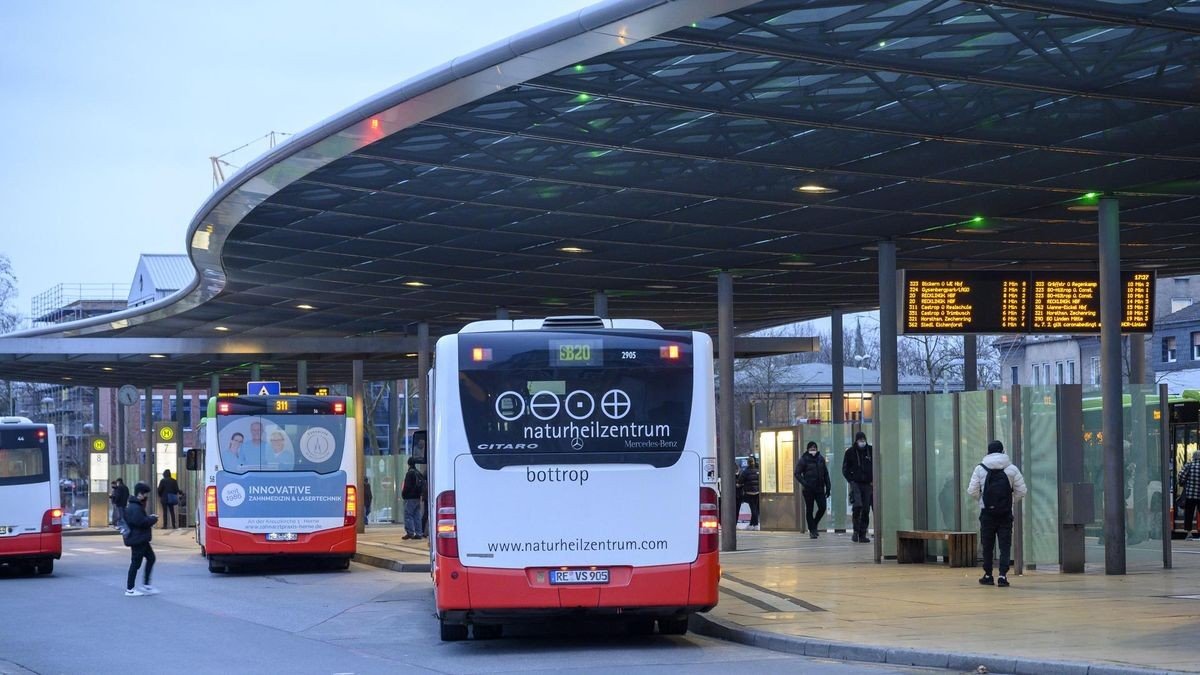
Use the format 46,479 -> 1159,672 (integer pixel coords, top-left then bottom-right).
1180,450 -> 1200,540
967,440 -> 1027,587
795,441 -> 831,539
123,482 -> 159,597
842,431 -> 874,543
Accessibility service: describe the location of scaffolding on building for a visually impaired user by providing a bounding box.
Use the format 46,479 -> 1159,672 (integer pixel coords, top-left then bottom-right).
30,283 -> 126,327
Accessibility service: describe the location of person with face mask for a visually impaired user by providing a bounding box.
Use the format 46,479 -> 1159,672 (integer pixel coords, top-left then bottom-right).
842,431 -> 874,543
736,456 -> 762,531
122,482 -> 159,597
795,441 -> 832,539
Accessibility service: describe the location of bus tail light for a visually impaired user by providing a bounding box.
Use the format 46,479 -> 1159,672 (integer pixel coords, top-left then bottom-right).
345,485 -> 358,526
435,491 -> 458,558
699,487 -> 719,554
205,486 -> 218,527
42,508 -> 63,534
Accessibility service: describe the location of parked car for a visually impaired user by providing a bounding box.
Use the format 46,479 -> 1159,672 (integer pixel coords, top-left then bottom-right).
67,509 -> 89,528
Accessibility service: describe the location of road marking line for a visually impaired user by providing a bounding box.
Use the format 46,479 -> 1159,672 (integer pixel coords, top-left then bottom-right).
719,575 -> 821,613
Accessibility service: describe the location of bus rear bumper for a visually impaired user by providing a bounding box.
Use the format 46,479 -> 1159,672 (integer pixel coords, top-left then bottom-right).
436,551 -> 719,621
0,532 -> 62,561
204,525 -> 355,562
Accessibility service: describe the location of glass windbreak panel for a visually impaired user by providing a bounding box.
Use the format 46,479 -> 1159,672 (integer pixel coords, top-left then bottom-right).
1022,386 -> 1060,567
879,396 -> 914,557
960,391 -> 990,532
760,431 -> 779,495
927,394 -> 957,534
216,414 -> 347,474
777,430 -> 795,493
364,455 -> 400,524
0,428 -> 50,485
458,330 -> 694,469
993,389 -> 1013,452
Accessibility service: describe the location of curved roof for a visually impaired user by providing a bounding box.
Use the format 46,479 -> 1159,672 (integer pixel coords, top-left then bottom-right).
6,0 -> 1200,385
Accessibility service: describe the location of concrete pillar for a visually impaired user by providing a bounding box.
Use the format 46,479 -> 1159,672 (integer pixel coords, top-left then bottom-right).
174,382 -> 184,425
352,360 -> 366,534
417,323 -> 431,430
593,292 -> 608,318
496,308 -> 509,320
143,386 -> 154,513
1128,336 -> 1145,385
297,360 -> 308,393
831,310 -> 845,424
878,241 -> 898,395
250,363 -> 261,381
1099,197 -> 1126,575
92,387 -> 101,436
209,374 -> 219,399
718,272 -> 737,552
964,335 -> 978,391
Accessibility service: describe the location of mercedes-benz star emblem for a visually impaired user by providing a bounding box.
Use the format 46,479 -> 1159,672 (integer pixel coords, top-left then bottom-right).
571,437 -> 585,450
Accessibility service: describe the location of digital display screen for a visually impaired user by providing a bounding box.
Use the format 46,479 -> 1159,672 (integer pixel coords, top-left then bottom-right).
216,395 -> 345,416
903,270 -> 1154,335
549,339 -> 603,367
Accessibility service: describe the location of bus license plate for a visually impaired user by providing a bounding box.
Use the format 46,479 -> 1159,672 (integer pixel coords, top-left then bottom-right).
266,532 -> 298,542
549,569 -> 609,585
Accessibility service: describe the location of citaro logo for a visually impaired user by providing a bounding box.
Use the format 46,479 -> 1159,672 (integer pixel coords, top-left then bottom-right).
158,426 -> 175,441
221,483 -> 246,507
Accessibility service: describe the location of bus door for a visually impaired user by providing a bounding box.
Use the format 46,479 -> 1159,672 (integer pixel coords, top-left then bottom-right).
1169,401 -> 1199,535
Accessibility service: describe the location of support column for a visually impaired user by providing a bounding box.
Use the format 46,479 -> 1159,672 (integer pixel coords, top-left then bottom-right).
1128,336 -> 1145,385
92,387 -> 101,436
297,360 -> 308,393
831,310 -> 845,424
174,383 -> 184,425
878,240 -> 898,395
496,308 -> 509,320
964,334 -> 978,391
143,386 -> 154,514
250,363 -> 261,381
389,380 -> 401,456
718,272 -> 737,552
1099,197 -> 1126,575
417,323 -> 431,431
593,292 -> 608,318
352,360 -> 366,534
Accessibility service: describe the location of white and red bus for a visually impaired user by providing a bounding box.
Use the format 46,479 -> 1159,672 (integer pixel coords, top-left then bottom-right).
429,317 -> 720,641
192,395 -> 358,572
0,417 -> 62,575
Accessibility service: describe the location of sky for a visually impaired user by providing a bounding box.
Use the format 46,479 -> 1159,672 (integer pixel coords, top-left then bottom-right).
0,0 -> 598,322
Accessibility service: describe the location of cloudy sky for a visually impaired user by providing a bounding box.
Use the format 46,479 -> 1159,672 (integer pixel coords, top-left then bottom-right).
0,0 -> 597,321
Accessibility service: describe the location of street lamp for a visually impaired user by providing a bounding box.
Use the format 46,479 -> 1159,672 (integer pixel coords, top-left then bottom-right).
854,355 -> 866,422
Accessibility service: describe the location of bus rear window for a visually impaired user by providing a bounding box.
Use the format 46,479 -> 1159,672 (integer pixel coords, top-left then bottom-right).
215,415 -> 346,474
0,430 -> 49,485
459,331 -> 694,469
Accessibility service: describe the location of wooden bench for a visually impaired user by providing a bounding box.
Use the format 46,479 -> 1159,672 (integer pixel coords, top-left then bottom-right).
896,530 -> 978,567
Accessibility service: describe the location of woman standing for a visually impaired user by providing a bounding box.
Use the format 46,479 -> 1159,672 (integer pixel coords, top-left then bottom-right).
737,456 -> 762,531
795,441 -> 832,539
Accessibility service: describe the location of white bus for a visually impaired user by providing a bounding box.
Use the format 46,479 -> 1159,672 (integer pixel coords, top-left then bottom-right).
0,417 -> 62,575
429,317 -> 720,641
191,395 -> 358,573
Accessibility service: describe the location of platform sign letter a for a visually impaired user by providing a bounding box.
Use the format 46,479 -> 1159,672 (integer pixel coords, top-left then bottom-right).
246,381 -> 281,396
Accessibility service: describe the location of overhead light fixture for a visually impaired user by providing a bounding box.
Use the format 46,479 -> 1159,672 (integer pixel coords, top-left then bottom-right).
214,326 -> 230,331
793,184 -> 838,194
1136,263 -> 1167,269
558,246 -> 590,254
149,354 -> 166,359
956,227 -> 997,234
403,281 -> 429,288
102,367 -> 114,372
62,377 -> 72,381
296,304 -> 316,310
780,260 -> 815,267
863,244 -> 880,252
405,353 -> 418,358
1067,204 -> 1098,212
647,284 -> 677,289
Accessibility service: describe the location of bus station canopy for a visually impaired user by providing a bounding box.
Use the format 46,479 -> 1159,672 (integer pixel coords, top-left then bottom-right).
4,0 -> 1199,388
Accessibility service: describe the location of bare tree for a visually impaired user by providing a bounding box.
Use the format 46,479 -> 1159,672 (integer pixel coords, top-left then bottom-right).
898,334 -> 964,392
362,382 -> 389,454
0,253 -> 19,334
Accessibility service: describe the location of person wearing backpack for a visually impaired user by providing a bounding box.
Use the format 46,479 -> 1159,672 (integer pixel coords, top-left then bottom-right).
122,482 -> 159,597
401,458 -> 426,540
795,441 -> 832,539
967,440 -> 1028,588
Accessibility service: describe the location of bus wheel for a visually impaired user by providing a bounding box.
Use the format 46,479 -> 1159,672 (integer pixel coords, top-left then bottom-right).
472,624 -> 502,640
35,559 -> 54,575
658,617 -> 689,635
626,619 -> 654,636
439,620 -> 468,642
207,558 -> 226,574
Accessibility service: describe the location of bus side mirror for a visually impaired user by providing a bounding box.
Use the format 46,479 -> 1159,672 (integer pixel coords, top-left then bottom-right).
411,430 -> 427,463
185,448 -> 200,471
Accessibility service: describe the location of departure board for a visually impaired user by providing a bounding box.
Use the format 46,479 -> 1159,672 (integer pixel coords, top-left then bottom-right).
902,270 -> 1154,335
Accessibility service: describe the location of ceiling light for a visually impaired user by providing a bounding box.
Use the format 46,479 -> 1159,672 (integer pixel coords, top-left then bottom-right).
403,281 -> 429,288
62,377 -> 72,381
214,326 -> 229,331
558,246 -> 590,254
1067,204 -> 1098,212
780,260 -> 815,267
102,367 -> 114,371
863,245 -> 880,252
647,284 -> 677,289
1136,263 -> 1167,269
793,184 -> 838,194
405,353 -> 418,358
296,304 -> 316,310
956,227 -> 996,234
149,354 -> 166,359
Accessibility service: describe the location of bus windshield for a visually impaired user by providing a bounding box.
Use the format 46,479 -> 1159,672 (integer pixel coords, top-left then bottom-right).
0,430 -> 49,486
458,330 -> 694,468
215,414 -> 346,474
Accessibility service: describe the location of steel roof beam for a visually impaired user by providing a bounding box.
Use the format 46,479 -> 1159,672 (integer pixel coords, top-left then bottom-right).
0,336 -> 421,356
960,0 -> 1200,36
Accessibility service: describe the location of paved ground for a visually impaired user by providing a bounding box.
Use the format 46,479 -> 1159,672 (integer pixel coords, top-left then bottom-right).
350,524 -> 1200,673
0,529 -> 942,675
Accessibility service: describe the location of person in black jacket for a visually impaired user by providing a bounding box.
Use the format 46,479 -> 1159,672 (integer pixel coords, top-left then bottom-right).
124,482 -> 159,597
795,441 -> 832,539
110,478 -> 130,529
736,456 -> 762,531
157,469 -> 180,529
401,458 -> 425,540
842,430 -> 874,543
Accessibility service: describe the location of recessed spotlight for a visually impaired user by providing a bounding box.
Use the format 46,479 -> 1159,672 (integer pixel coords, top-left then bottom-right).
296,304 -> 315,310
214,326 -> 229,331
793,184 -> 838,194
863,245 -> 880,252
62,376 -> 72,381
647,284 -> 677,289
780,260 -> 816,267
149,354 -> 166,359
558,246 -> 591,254
1067,204 -> 1098,212
1136,263 -> 1167,269
956,227 -> 996,234
403,281 -> 429,288
102,367 -> 114,372
405,353 -> 418,358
